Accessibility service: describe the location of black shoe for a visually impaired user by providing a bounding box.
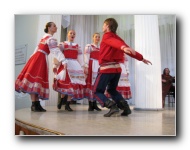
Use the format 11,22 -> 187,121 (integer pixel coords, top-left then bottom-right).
36,101 -> 46,112
88,101 -> 94,111
31,101 -> 46,112
62,95 -> 68,105
93,101 -> 101,111
117,99 -> 131,116
57,98 -> 64,109
104,99 -> 115,108
121,110 -> 131,116
104,99 -> 119,117
57,95 -> 68,109
65,101 -> 73,111
104,104 -> 119,117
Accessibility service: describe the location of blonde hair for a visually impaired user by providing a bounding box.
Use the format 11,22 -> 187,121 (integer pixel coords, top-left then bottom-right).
92,32 -> 100,38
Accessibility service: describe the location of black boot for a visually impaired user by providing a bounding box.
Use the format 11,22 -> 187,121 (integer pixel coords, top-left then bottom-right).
65,101 -> 73,111
36,101 -> 46,112
88,101 -> 94,111
104,99 -> 119,117
57,98 -> 64,109
31,101 -> 41,112
62,95 -> 68,105
31,101 -> 46,112
117,99 -> 131,116
31,102 -> 36,111
57,95 -> 68,109
93,101 -> 102,111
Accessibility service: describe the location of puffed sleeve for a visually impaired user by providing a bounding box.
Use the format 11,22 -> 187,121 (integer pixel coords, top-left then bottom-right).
47,38 -> 67,65
84,44 -> 91,68
58,42 -> 64,52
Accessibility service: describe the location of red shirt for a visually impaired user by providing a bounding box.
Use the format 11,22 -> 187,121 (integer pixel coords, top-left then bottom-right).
99,32 -> 126,65
99,32 -> 143,73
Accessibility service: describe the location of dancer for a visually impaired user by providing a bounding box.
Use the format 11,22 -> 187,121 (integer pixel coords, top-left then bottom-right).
93,18 -> 152,117
84,33 -> 102,111
53,29 -> 86,111
15,22 -> 67,112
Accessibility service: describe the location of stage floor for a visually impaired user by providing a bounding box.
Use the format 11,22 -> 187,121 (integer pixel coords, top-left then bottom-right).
15,104 -> 176,136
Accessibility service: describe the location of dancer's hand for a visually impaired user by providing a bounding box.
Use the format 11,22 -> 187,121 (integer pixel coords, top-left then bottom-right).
142,58 -> 152,65
53,68 -> 57,74
84,67 -> 88,75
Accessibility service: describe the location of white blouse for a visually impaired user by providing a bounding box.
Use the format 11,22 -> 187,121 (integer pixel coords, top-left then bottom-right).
32,33 -> 67,65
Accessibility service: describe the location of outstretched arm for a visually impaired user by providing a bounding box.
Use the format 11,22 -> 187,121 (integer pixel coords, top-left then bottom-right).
122,47 -> 152,65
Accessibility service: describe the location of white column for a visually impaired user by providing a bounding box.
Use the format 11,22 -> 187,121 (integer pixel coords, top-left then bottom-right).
134,15 -> 162,110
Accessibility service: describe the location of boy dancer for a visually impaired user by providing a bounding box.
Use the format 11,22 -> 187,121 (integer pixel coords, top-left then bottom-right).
93,18 -> 152,117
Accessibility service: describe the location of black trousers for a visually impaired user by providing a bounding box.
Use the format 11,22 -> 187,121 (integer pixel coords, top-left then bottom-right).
93,73 -> 124,107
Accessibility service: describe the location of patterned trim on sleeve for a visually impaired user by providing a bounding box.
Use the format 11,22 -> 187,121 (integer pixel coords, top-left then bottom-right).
48,38 -> 58,49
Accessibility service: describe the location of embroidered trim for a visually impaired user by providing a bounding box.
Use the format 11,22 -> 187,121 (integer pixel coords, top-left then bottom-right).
100,64 -> 120,70
19,73 -> 49,83
38,49 -> 48,55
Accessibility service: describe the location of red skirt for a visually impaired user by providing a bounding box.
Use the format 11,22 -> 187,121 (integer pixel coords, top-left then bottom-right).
53,64 -> 85,100
15,51 -> 49,100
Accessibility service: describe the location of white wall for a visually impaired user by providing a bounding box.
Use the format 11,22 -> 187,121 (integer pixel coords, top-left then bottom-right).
15,15 -> 39,110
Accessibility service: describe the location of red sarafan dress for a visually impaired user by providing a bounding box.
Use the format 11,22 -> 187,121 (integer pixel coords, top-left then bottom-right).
15,34 -> 66,100
84,44 -> 100,100
53,41 -> 86,100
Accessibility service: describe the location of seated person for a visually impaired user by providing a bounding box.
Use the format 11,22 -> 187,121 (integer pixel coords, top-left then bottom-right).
162,68 -> 175,108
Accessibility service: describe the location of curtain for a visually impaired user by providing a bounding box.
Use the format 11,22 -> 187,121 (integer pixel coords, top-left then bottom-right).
159,15 -> 176,76
67,15 -> 97,53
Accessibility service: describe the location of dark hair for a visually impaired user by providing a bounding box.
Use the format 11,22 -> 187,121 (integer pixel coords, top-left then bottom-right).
104,18 -> 118,33
44,22 -> 53,33
163,68 -> 170,75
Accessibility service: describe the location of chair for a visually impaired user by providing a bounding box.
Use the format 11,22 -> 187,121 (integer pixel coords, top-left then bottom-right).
166,91 -> 175,107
